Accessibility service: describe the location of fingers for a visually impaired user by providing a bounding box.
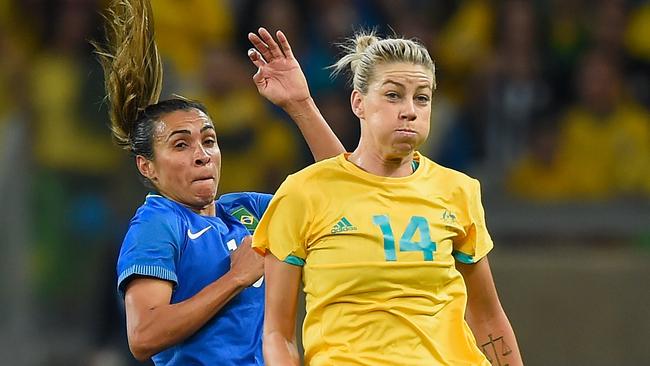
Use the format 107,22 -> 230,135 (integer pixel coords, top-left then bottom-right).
248,32 -> 272,63
246,48 -> 266,88
248,28 -> 293,62
247,47 -> 266,69
240,235 -> 253,246
276,30 -> 294,60
252,69 -> 264,87
258,27 -> 285,60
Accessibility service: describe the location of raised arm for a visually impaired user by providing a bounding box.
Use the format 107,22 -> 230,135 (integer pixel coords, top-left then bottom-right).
457,257 -> 524,366
262,253 -> 302,365
123,237 -> 263,361
247,27 -> 345,161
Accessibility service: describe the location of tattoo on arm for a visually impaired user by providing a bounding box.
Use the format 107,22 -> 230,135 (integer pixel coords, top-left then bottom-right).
480,333 -> 512,366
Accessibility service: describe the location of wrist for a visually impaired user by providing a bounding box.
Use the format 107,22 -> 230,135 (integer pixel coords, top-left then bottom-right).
282,96 -> 315,118
222,270 -> 248,290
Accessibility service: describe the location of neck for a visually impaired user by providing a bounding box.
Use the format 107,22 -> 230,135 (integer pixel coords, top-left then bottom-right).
193,202 -> 216,216
348,148 -> 415,177
159,193 -> 217,216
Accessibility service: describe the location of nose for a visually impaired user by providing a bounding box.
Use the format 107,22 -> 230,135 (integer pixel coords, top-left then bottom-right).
194,145 -> 211,166
399,100 -> 417,121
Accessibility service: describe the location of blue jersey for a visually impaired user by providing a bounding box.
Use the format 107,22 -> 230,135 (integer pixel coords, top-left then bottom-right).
117,192 -> 272,366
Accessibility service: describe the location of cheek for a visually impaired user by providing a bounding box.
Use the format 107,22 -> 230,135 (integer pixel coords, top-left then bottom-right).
209,147 -> 222,165
419,108 -> 432,126
368,104 -> 395,124
156,155 -> 187,179
421,123 -> 431,139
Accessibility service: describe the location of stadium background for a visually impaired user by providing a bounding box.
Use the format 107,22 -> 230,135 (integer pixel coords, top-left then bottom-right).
0,0 -> 648,365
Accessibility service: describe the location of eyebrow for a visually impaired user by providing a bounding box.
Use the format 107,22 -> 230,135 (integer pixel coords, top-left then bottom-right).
201,125 -> 215,133
382,80 -> 432,91
166,129 -> 191,141
166,125 -> 215,141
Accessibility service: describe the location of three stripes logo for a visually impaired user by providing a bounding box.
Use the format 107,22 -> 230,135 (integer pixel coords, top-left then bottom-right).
331,217 -> 357,234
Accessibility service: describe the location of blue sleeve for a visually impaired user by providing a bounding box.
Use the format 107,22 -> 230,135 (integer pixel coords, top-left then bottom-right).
217,192 -> 272,235
252,192 -> 273,216
218,192 -> 272,217
116,209 -> 183,297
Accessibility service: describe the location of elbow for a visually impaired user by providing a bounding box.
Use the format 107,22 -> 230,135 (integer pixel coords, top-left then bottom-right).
128,329 -> 158,362
263,331 -> 300,365
130,350 -> 151,363
129,344 -> 152,362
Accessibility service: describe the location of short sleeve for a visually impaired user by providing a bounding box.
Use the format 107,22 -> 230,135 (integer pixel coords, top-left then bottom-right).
253,193 -> 273,215
116,211 -> 183,297
217,192 -> 273,234
452,179 -> 494,264
252,176 -> 308,266
218,192 -> 273,218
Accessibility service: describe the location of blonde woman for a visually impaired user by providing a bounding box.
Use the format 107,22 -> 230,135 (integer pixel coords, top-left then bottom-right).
254,32 -> 523,366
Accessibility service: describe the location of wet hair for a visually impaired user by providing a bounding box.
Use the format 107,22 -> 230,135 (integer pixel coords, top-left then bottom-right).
93,0 -> 208,160
330,30 -> 436,94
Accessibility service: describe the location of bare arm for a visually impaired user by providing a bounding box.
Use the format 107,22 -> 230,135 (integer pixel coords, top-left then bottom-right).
263,253 -> 302,366
123,237 -> 263,361
247,27 -> 345,161
457,257 -> 524,366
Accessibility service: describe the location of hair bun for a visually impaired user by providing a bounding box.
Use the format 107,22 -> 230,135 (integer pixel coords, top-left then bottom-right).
355,34 -> 378,53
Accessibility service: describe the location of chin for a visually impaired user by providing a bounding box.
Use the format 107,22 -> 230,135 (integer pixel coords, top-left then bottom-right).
192,188 -> 216,204
197,192 -> 216,205
390,143 -> 416,156
191,180 -> 217,200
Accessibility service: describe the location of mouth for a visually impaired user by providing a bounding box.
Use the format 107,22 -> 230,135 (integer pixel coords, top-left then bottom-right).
395,128 -> 417,135
192,176 -> 215,183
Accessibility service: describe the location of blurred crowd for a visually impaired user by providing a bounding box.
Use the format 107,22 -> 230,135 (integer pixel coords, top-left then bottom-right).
0,0 -> 649,364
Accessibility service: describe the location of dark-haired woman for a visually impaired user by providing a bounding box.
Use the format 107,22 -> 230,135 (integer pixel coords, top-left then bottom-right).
94,1 -> 343,365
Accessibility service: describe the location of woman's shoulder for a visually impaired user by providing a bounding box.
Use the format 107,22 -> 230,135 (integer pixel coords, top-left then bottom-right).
132,194 -> 186,225
420,155 -> 481,196
422,156 -> 478,185
217,191 -> 269,205
285,154 -> 345,184
216,191 -> 271,216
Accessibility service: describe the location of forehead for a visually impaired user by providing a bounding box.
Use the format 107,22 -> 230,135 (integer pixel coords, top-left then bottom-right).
371,62 -> 434,87
155,109 -> 213,133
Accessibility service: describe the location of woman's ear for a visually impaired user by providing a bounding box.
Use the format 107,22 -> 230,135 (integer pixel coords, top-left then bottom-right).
351,90 -> 365,119
136,155 -> 156,182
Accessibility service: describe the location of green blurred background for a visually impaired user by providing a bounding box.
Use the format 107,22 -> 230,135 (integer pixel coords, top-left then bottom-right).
0,0 -> 648,365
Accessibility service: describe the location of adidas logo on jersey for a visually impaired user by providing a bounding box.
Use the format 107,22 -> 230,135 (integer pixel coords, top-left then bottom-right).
331,217 -> 357,234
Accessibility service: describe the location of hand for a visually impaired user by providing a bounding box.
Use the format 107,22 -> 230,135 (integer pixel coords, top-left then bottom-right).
229,235 -> 264,287
247,27 -> 311,109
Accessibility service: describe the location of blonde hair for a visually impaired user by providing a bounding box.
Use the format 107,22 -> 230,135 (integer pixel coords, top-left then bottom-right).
330,31 -> 436,94
93,0 -> 163,150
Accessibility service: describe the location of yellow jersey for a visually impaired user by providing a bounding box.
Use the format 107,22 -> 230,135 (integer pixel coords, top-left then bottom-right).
253,153 -> 492,366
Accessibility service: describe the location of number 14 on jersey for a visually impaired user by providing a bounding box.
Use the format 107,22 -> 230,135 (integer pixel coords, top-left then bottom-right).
372,215 -> 437,261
